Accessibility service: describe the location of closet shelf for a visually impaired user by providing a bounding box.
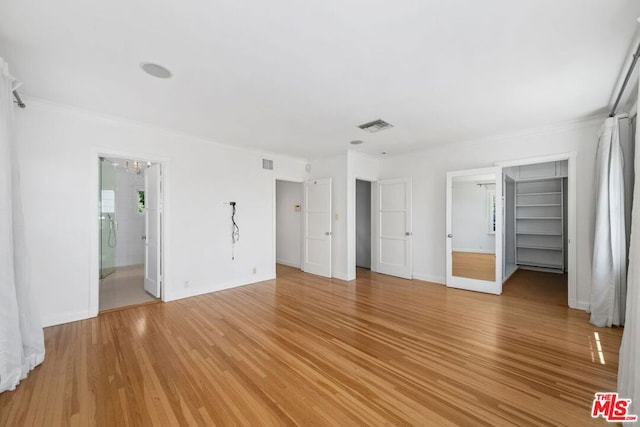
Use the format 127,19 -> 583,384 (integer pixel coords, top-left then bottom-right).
516,191 -> 562,196
517,261 -> 563,269
516,204 -> 561,207
516,231 -> 562,236
516,217 -> 562,220
517,245 -> 562,251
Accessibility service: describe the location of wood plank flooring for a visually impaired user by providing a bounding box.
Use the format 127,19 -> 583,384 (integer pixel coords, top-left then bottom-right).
502,268 -> 568,306
0,264 -> 622,426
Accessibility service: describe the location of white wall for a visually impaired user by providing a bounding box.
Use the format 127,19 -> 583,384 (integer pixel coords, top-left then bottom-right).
276,180 -> 302,268
16,98 -> 307,326
356,180 -> 371,268
379,119 -> 602,308
451,181 -> 495,253
114,166 -> 145,267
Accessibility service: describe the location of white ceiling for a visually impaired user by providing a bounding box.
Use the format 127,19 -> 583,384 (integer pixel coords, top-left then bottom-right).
1,0 -> 639,159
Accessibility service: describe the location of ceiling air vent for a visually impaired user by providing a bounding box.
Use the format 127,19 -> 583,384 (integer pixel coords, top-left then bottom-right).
358,119 -> 393,133
262,159 -> 274,170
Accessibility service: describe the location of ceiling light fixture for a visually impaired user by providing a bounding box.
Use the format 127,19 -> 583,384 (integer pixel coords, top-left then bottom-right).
349,140 -> 364,145
140,62 -> 173,79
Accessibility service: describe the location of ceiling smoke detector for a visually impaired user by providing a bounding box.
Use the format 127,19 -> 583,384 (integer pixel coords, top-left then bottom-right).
140,62 -> 173,79
358,119 -> 393,133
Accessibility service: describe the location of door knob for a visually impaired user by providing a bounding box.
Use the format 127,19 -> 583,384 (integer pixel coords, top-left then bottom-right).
405,232 -> 412,236
447,233 -> 453,238
325,232 -> 332,236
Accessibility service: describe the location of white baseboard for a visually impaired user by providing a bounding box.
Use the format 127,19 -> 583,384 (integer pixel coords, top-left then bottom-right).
412,273 -> 446,285
276,259 -> 301,268
332,271 -> 349,281
42,309 -> 92,328
165,273 -> 275,302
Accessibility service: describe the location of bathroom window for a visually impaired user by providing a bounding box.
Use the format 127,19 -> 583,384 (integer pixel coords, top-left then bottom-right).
137,190 -> 146,214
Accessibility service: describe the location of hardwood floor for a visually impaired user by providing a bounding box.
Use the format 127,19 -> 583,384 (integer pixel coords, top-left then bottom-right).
0,265 -> 622,426
502,268 -> 569,306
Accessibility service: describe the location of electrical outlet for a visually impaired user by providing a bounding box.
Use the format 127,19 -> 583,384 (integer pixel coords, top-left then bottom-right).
184,280 -> 189,288
252,267 -> 257,274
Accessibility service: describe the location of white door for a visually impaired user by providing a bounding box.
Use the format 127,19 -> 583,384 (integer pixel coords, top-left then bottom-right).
303,178 -> 332,277
144,163 -> 162,298
374,178 -> 412,279
446,167 -> 503,294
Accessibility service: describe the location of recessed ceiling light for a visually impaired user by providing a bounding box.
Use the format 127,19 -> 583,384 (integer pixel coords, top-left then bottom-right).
349,140 -> 364,145
140,62 -> 173,79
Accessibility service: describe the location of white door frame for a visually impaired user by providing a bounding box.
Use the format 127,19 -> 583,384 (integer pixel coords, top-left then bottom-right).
89,148 -> 169,317
272,177 -> 305,276
495,152 -> 578,309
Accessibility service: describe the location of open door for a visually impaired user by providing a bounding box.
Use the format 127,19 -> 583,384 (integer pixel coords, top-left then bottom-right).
144,163 -> 162,298
446,167 -> 503,294
374,178 -> 412,279
303,178 -> 332,278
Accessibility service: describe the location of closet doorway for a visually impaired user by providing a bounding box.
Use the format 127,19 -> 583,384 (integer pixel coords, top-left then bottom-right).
356,179 -> 373,277
498,155 -> 575,307
98,156 -> 162,312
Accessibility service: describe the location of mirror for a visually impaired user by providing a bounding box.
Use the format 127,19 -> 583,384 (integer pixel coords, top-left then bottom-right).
451,173 -> 497,281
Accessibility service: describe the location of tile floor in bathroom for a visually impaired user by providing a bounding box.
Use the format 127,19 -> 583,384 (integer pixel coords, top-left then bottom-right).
99,264 -> 159,311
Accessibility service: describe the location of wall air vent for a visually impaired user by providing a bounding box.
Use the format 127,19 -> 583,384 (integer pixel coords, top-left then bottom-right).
358,119 -> 394,133
262,159 -> 274,170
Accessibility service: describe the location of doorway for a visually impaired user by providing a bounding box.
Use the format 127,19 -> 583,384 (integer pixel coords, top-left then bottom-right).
98,157 -> 162,311
275,180 -> 303,277
499,158 -> 572,306
356,179 -> 372,277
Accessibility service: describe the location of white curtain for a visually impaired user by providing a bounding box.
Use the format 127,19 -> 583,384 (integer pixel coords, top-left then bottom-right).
590,116 -> 627,327
618,88 -> 640,417
0,58 -> 45,393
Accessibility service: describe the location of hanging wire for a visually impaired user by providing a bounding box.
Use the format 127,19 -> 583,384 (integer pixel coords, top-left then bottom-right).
231,202 -> 239,260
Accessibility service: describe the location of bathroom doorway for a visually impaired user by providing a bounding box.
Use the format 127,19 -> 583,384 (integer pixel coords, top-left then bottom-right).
99,157 -> 162,311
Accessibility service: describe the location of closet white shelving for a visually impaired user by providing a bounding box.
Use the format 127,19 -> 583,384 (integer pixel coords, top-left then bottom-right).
515,178 -> 564,273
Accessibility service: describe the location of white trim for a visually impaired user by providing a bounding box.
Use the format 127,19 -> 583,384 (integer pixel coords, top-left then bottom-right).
495,152 -> 579,309
276,259 -> 301,268
165,274 -> 275,302
447,276 -> 502,295
412,273 -> 446,285
90,148 -> 169,319
332,271 -> 349,281
42,310 -> 91,328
